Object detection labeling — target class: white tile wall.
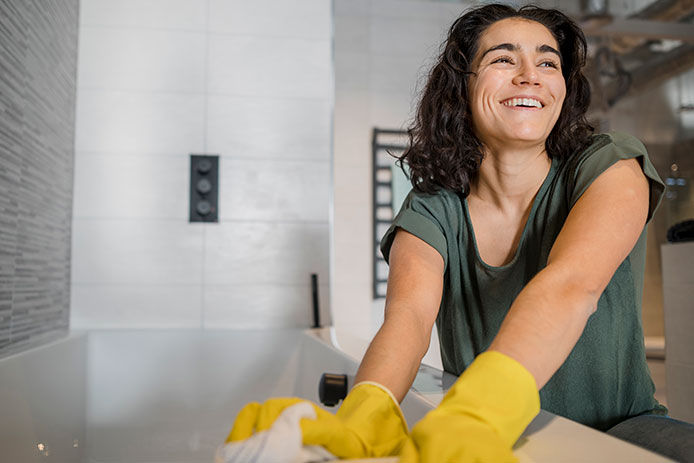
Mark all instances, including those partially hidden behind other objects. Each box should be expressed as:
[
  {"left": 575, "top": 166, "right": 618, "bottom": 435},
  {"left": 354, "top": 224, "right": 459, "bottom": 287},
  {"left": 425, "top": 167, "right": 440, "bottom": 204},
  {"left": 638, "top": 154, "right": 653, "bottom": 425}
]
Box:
[
  {"left": 370, "top": 0, "right": 461, "bottom": 21},
  {"left": 333, "top": 165, "right": 370, "bottom": 209},
  {"left": 204, "top": 222, "right": 329, "bottom": 285},
  {"left": 334, "top": 242, "right": 371, "bottom": 285},
  {"left": 220, "top": 158, "right": 330, "bottom": 222},
  {"left": 71, "top": 284, "right": 202, "bottom": 329},
  {"left": 327, "top": 282, "right": 372, "bottom": 328},
  {"left": 206, "top": 96, "right": 331, "bottom": 160},
  {"left": 334, "top": 0, "right": 369, "bottom": 17},
  {"left": 72, "top": 219, "right": 204, "bottom": 285},
  {"left": 333, "top": 92, "right": 370, "bottom": 167},
  {"left": 79, "top": 0, "right": 207, "bottom": 30},
  {"left": 333, "top": 51, "right": 370, "bottom": 91},
  {"left": 370, "top": 53, "right": 432, "bottom": 94},
  {"left": 203, "top": 283, "right": 330, "bottom": 328},
  {"left": 208, "top": 35, "right": 331, "bottom": 99},
  {"left": 72, "top": 153, "right": 189, "bottom": 219},
  {"left": 370, "top": 90, "right": 416, "bottom": 128},
  {"left": 334, "top": 17, "right": 369, "bottom": 52},
  {"left": 73, "top": 0, "right": 332, "bottom": 329},
  {"left": 208, "top": 0, "right": 331, "bottom": 39},
  {"left": 75, "top": 90, "right": 206, "bottom": 155},
  {"left": 369, "top": 17, "right": 445, "bottom": 57},
  {"left": 78, "top": 27, "right": 207, "bottom": 92}
]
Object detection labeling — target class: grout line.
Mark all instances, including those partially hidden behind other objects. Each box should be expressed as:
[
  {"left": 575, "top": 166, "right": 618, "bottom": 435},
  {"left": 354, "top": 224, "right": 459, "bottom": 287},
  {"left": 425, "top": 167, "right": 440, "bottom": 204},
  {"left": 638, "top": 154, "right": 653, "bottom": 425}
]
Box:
[
  {"left": 79, "top": 23, "right": 331, "bottom": 42},
  {"left": 71, "top": 216, "right": 329, "bottom": 225},
  {"left": 70, "top": 282, "right": 329, "bottom": 288},
  {"left": 200, "top": 0, "right": 211, "bottom": 330},
  {"left": 74, "top": 150, "right": 331, "bottom": 163},
  {"left": 76, "top": 86, "right": 330, "bottom": 101}
]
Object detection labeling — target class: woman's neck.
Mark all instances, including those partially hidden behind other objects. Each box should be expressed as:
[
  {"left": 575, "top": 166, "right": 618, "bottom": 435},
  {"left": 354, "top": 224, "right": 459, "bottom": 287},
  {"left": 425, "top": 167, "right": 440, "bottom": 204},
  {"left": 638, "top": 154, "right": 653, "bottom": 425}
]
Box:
[{"left": 469, "top": 144, "right": 552, "bottom": 215}]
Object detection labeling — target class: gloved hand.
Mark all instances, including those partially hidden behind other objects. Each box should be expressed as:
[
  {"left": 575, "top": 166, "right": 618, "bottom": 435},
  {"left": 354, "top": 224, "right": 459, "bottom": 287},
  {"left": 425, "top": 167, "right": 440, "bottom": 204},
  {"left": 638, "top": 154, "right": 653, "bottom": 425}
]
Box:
[
  {"left": 399, "top": 350, "right": 540, "bottom": 463},
  {"left": 227, "top": 381, "right": 409, "bottom": 459}
]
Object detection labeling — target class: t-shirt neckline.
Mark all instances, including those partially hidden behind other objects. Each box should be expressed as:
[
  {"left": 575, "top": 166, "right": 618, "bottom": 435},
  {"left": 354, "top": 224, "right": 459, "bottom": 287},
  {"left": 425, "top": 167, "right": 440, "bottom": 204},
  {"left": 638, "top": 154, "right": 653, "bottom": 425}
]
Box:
[{"left": 462, "top": 156, "right": 558, "bottom": 271}]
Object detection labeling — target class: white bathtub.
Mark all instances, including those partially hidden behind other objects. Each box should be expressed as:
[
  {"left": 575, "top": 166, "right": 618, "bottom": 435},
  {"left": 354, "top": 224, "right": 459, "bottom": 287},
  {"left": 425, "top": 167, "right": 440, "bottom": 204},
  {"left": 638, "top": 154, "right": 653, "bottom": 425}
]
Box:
[{"left": 0, "top": 328, "right": 673, "bottom": 462}]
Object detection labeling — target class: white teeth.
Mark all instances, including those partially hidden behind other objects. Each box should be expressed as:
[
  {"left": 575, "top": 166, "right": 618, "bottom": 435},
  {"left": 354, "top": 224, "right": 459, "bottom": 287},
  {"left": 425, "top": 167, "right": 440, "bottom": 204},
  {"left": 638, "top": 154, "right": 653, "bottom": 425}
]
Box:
[{"left": 502, "top": 98, "right": 542, "bottom": 108}]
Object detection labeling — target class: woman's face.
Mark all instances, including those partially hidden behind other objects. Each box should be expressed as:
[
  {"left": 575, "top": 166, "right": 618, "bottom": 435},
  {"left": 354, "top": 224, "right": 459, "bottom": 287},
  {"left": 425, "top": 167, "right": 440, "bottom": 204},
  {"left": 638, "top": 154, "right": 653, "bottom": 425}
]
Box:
[{"left": 468, "top": 18, "right": 566, "bottom": 150}]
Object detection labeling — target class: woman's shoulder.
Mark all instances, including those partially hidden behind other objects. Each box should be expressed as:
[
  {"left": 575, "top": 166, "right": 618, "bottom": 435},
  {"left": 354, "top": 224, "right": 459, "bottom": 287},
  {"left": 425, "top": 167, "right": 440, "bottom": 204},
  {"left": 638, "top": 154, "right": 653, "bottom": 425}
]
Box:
[
  {"left": 574, "top": 132, "right": 647, "bottom": 162},
  {"left": 400, "top": 186, "right": 464, "bottom": 216},
  {"left": 558, "top": 131, "right": 663, "bottom": 217},
  {"left": 557, "top": 131, "right": 648, "bottom": 177},
  {"left": 601, "top": 131, "right": 647, "bottom": 151}
]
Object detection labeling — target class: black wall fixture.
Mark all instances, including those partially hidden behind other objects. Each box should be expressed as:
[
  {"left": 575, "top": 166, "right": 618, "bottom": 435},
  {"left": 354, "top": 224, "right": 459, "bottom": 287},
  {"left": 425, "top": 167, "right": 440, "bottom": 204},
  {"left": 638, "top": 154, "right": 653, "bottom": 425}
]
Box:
[
  {"left": 190, "top": 154, "right": 219, "bottom": 223},
  {"left": 372, "top": 129, "right": 408, "bottom": 299}
]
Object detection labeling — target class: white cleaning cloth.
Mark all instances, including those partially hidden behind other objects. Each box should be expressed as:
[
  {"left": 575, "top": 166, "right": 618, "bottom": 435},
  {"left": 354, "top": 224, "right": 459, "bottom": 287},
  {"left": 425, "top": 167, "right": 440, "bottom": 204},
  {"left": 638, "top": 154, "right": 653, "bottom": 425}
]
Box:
[{"left": 214, "top": 401, "right": 336, "bottom": 463}]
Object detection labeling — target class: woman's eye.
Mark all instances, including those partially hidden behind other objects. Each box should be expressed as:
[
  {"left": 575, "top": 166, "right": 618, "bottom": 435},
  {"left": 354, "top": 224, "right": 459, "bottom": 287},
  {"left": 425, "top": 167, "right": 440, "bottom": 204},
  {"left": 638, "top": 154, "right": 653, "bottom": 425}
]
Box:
[
  {"left": 540, "top": 60, "right": 559, "bottom": 68},
  {"left": 491, "top": 56, "right": 513, "bottom": 64}
]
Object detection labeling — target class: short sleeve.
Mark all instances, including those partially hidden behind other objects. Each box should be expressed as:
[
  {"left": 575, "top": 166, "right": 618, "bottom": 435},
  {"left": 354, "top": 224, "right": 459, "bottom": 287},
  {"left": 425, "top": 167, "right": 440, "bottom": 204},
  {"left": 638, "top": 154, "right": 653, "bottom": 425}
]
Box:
[
  {"left": 379, "top": 190, "right": 449, "bottom": 269},
  {"left": 569, "top": 132, "right": 665, "bottom": 223}
]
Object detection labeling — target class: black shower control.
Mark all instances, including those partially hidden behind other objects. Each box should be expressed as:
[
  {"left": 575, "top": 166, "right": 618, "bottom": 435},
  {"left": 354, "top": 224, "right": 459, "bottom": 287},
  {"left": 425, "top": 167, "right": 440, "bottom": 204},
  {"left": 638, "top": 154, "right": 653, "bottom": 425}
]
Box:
[{"left": 190, "top": 155, "right": 219, "bottom": 223}]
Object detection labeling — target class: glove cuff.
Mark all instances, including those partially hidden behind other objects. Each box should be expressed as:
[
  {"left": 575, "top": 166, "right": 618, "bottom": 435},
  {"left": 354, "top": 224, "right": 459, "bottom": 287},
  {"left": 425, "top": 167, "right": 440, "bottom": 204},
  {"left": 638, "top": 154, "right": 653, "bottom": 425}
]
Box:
[
  {"left": 335, "top": 381, "right": 409, "bottom": 456},
  {"left": 442, "top": 350, "right": 540, "bottom": 447},
  {"left": 352, "top": 381, "right": 401, "bottom": 411}
]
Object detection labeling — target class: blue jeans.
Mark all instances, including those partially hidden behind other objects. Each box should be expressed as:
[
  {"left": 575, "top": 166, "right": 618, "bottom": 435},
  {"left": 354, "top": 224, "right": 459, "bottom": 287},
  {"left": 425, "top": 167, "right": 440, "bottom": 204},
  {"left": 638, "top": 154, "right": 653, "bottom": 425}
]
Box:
[{"left": 606, "top": 415, "right": 694, "bottom": 462}]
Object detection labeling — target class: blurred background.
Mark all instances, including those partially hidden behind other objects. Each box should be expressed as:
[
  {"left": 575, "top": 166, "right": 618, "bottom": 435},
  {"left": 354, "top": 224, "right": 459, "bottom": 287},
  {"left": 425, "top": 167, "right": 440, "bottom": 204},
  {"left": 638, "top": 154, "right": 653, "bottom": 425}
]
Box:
[{"left": 1, "top": 0, "right": 693, "bottom": 414}]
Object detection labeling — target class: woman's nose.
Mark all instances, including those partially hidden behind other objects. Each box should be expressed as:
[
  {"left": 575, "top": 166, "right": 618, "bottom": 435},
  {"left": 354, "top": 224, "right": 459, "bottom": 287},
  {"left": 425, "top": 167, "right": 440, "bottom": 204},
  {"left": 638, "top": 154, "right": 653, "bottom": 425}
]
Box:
[{"left": 512, "top": 61, "right": 540, "bottom": 86}]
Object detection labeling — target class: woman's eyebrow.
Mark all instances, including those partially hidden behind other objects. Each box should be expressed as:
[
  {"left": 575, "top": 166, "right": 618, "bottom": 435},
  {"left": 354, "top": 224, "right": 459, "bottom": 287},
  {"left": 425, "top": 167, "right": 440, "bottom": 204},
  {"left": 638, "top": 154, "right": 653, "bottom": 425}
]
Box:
[
  {"left": 538, "top": 44, "right": 561, "bottom": 59},
  {"left": 479, "top": 43, "right": 561, "bottom": 60},
  {"left": 479, "top": 43, "right": 516, "bottom": 61}
]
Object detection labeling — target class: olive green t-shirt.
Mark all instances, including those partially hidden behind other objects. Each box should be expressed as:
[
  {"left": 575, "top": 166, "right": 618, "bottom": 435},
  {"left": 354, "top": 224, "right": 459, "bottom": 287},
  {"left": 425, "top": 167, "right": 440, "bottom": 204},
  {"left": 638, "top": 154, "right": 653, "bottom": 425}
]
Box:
[{"left": 380, "top": 132, "right": 667, "bottom": 431}]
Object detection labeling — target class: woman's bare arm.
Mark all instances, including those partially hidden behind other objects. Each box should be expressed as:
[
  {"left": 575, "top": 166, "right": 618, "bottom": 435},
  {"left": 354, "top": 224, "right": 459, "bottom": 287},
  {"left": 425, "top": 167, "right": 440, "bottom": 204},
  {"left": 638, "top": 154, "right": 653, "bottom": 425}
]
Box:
[
  {"left": 489, "top": 158, "right": 650, "bottom": 389},
  {"left": 354, "top": 230, "right": 444, "bottom": 402}
]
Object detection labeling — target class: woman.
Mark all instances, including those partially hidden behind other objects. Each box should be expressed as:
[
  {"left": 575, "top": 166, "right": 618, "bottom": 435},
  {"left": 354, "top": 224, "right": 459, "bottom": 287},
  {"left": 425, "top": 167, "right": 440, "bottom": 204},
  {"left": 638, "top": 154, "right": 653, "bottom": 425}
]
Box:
[{"left": 227, "top": 4, "right": 693, "bottom": 462}]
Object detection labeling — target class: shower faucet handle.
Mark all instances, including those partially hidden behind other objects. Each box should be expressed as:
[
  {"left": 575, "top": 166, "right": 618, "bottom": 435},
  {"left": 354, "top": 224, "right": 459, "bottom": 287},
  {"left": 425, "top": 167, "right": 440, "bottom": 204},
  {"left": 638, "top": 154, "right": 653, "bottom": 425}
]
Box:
[{"left": 318, "top": 373, "right": 348, "bottom": 407}]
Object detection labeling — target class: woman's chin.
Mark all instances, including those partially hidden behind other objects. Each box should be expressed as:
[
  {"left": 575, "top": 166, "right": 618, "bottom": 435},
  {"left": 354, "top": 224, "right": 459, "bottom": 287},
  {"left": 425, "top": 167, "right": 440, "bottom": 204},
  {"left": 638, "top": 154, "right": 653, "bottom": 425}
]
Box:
[{"left": 499, "top": 132, "right": 549, "bottom": 147}]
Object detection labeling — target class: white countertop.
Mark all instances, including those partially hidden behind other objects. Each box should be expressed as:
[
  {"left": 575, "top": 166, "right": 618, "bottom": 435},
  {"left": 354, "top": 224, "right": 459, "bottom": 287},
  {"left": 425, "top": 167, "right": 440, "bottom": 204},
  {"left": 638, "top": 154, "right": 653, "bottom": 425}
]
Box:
[{"left": 316, "top": 327, "right": 674, "bottom": 463}]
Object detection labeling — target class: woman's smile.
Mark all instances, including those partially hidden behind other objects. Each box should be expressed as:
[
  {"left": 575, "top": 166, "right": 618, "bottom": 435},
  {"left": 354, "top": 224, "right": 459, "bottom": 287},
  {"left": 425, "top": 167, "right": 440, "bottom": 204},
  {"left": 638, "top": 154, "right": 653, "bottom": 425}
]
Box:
[{"left": 500, "top": 96, "right": 544, "bottom": 109}]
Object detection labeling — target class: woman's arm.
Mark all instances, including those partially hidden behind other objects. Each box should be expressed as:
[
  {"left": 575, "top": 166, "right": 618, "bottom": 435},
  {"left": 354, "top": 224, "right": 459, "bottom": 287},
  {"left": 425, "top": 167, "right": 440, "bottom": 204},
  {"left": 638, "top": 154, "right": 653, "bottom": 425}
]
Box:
[
  {"left": 354, "top": 229, "right": 444, "bottom": 402},
  {"left": 489, "top": 158, "right": 650, "bottom": 389}
]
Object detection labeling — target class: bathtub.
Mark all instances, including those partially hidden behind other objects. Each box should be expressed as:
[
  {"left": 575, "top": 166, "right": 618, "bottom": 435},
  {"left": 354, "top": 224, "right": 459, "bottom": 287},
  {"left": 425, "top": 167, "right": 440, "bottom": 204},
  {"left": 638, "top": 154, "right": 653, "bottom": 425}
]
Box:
[{"left": 0, "top": 328, "right": 672, "bottom": 462}]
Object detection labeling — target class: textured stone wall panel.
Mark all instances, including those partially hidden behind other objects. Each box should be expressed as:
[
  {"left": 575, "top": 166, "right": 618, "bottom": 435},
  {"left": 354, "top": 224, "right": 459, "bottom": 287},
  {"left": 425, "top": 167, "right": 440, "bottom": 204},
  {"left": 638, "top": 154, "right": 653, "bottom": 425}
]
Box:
[{"left": 0, "top": 0, "right": 78, "bottom": 357}]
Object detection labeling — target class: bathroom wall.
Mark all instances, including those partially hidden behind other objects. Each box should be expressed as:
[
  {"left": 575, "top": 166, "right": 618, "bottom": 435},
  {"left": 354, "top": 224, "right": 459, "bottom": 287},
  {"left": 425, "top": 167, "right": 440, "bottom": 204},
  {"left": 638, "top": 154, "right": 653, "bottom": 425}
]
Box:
[
  {"left": 332, "top": 0, "right": 470, "bottom": 337},
  {"left": 0, "top": 0, "right": 79, "bottom": 358},
  {"left": 71, "top": 0, "right": 332, "bottom": 329}
]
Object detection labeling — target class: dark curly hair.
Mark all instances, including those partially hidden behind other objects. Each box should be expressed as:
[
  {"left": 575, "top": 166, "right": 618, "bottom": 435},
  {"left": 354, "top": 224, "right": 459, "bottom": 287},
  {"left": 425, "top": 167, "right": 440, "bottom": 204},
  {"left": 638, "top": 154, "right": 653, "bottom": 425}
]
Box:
[{"left": 400, "top": 3, "right": 594, "bottom": 195}]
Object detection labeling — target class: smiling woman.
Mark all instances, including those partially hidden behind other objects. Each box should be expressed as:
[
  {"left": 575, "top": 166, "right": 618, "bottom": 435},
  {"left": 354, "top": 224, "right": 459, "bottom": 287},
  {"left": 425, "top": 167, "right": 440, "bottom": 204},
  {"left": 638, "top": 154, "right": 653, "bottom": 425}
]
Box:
[
  {"left": 400, "top": 4, "right": 593, "bottom": 198},
  {"left": 377, "top": 4, "right": 693, "bottom": 461},
  {"left": 226, "top": 4, "right": 694, "bottom": 462}
]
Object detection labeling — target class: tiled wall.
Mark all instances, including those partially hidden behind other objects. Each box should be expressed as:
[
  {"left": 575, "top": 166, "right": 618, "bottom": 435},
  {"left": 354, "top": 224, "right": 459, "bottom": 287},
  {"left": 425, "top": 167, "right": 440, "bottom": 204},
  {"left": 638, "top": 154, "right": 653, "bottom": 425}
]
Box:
[
  {"left": 0, "top": 0, "right": 79, "bottom": 358},
  {"left": 71, "top": 0, "right": 332, "bottom": 329},
  {"left": 332, "top": 0, "right": 468, "bottom": 335}
]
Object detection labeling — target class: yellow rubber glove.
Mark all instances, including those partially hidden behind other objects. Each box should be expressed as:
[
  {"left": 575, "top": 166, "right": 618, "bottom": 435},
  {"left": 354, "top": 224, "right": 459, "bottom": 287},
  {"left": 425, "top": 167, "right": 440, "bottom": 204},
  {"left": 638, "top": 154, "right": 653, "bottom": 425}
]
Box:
[
  {"left": 227, "top": 381, "right": 409, "bottom": 459},
  {"left": 400, "top": 350, "right": 540, "bottom": 463}
]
